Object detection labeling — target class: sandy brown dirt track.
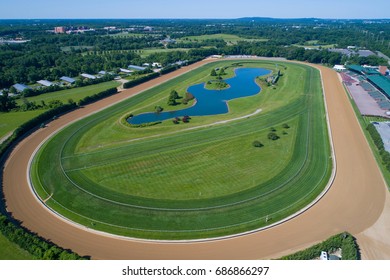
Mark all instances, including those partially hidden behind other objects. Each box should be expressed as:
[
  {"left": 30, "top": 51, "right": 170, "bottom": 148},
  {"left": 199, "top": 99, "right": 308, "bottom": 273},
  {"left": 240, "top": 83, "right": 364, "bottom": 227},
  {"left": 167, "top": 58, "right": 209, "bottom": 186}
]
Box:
[{"left": 2, "top": 59, "right": 390, "bottom": 259}]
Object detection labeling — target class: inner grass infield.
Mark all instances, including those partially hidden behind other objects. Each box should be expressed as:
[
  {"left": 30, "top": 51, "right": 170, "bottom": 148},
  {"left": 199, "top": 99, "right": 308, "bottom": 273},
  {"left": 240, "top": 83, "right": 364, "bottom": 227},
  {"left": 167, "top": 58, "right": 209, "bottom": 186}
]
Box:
[{"left": 30, "top": 60, "right": 332, "bottom": 240}]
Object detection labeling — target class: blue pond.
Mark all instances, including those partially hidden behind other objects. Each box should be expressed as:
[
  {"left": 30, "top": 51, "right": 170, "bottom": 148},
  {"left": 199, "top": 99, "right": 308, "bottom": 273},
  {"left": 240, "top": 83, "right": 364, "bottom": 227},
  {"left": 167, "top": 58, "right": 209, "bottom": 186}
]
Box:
[{"left": 128, "top": 67, "right": 271, "bottom": 125}]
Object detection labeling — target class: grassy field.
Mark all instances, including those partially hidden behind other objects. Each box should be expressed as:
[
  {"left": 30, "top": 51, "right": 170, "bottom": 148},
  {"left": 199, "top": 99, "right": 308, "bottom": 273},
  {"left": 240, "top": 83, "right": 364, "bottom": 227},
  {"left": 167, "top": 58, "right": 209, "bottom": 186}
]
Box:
[
  {"left": 293, "top": 40, "right": 336, "bottom": 49},
  {"left": 138, "top": 48, "right": 190, "bottom": 58},
  {"left": 0, "top": 233, "right": 32, "bottom": 260},
  {"left": 31, "top": 60, "right": 331, "bottom": 239},
  {"left": 178, "top": 34, "right": 268, "bottom": 45},
  {"left": 0, "top": 110, "right": 45, "bottom": 139},
  {"left": 0, "top": 81, "right": 120, "bottom": 140},
  {"left": 18, "top": 81, "right": 120, "bottom": 105}
]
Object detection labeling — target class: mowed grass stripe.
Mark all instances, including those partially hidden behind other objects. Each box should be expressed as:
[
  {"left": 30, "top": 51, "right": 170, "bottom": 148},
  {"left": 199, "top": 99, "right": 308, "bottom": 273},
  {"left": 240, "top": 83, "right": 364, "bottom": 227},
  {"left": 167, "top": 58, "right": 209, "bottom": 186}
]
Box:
[{"left": 31, "top": 61, "right": 331, "bottom": 239}]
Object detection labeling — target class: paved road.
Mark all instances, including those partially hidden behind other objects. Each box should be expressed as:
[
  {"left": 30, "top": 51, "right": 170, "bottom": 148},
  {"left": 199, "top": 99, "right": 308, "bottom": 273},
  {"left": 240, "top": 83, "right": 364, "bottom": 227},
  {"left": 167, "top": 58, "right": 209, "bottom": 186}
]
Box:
[{"left": 2, "top": 60, "right": 389, "bottom": 259}]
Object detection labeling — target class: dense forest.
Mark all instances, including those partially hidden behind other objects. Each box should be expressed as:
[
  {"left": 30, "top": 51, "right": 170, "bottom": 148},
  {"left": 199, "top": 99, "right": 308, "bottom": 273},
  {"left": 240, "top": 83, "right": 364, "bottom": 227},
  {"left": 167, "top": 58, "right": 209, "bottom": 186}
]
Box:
[{"left": 0, "top": 18, "right": 389, "bottom": 89}]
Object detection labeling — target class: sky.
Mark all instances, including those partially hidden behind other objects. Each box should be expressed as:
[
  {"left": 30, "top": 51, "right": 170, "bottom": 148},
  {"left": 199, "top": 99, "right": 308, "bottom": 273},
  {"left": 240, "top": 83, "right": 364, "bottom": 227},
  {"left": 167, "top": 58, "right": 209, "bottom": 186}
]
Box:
[{"left": 0, "top": 0, "right": 389, "bottom": 19}]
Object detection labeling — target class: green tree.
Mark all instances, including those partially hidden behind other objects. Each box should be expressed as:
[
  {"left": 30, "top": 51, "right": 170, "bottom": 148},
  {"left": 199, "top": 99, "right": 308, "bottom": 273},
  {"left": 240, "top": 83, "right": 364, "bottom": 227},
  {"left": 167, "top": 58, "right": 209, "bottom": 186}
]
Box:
[
  {"left": 155, "top": 105, "right": 163, "bottom": 113},
  {"left": 268, "top": 132, "right": 279, "bottom": 140},
  {"left": 210, "top": 69, "right": 217, "bottom": 76},
  {"left": 169, "top": 90, "right": 179, "bottom": 99},
  {"left": 167, "top": 96, "right": 177, "bottom": 106},
  {"left": 252, "top": 140, "right": 264, "bottom": 148},
  {"left": 0, "top": 91, "right": 17, "bottom": 112}
]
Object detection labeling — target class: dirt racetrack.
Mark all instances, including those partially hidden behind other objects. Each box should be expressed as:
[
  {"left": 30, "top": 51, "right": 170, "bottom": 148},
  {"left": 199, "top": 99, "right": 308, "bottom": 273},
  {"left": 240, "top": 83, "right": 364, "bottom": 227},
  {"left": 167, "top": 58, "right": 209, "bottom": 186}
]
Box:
[{"left": 2, "top": 59, "right": 390, "bottom": 259}]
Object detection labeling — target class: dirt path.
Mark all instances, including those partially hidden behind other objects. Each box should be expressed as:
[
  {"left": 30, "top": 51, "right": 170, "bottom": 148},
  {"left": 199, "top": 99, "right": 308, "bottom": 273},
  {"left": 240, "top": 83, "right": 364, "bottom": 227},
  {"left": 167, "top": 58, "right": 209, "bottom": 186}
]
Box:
[{"left": 2, "top": 60, "right": 389, "bottom": 259}]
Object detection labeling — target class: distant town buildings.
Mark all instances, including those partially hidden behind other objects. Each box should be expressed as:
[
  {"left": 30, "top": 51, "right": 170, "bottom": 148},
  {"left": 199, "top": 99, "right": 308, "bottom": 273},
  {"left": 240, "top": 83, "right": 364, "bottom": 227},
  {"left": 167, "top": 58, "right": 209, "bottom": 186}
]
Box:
[{"left": 54, "top": 26, "right": 66, "bottom": 34}]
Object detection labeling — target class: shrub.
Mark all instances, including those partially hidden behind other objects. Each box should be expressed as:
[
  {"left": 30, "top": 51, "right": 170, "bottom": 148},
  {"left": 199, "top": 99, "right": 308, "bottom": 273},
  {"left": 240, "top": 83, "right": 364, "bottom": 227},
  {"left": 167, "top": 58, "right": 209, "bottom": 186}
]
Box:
[
  {"left": 77, "top": 87, "right": 118, "bottom": 106},
  {"left": 252, "top": 141, "right": 264, "bottom": 148},
  {"left": 268, "top": 132, "right": 279, "bottom": 140},
  {"left": 123, "top": 72, "right": 160, "bottom": 89},
  {"left": 280, "top": 232, "right": 359, "bottom": 260},
  {"left": 0, "top": 213, "right": 87, "bottom": 260}
]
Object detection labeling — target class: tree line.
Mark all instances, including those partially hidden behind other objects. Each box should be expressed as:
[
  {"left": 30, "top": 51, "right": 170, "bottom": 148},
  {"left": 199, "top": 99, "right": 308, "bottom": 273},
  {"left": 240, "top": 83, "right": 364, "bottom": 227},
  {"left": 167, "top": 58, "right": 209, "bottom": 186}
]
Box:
[
  {"left": 0, "top": 215, "right": 87, "bottom": 260},
  {"left": 280, "top": 232, "right": 359, "bottom": 260},
  {"left": 367, "top": 123, "right": 390, "bottom": 173}
]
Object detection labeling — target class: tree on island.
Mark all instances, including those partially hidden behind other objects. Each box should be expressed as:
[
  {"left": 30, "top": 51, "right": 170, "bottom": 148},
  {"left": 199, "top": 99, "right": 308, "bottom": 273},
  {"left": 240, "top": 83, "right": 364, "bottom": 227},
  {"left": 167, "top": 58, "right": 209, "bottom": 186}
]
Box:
[{"left": 167, "top": 90, "right": 180, "bottom": 106}]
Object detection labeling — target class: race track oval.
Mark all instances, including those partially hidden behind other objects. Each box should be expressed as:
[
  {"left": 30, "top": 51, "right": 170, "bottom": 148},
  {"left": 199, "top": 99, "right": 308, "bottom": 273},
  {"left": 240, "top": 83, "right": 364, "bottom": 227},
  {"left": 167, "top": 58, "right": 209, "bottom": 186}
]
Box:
[{"left": 2, "top": 59, "right": 387, "bottom": 259}]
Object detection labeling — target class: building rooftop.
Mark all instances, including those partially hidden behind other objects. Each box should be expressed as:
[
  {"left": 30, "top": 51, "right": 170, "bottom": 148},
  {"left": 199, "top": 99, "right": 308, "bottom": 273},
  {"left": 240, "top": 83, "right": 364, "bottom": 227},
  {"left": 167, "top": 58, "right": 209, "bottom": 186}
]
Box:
[
  {"left": 358, "top": 50, "right": 376, "bottom": 57},
  {"left": 81, "top": 73, "right": 96, "bottom": 80},
  {"left": 60, "top": 76, "right": 76, "bottom": 83},
  {"left": 120, "top": 68, "right": 133, "bottom": 73},
  {"left": 37, "top": 80, "right": 53, "bottom": 87},
  {"left": 367, "top": 75, "right": 390, "bottom": 98},
  {"left": 128, "top": 65, "right": 146, "bottom": 71},
  {"left": 13, "top": 83, "right": 30, "bottom": 92}
]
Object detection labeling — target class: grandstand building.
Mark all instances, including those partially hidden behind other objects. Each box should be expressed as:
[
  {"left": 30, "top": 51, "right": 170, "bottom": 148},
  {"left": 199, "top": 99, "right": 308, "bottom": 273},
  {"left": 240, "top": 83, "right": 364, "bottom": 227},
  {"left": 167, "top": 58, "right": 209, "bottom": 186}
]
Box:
[{"left": 347, "top": 65, "right": 390, "bottom": 100}]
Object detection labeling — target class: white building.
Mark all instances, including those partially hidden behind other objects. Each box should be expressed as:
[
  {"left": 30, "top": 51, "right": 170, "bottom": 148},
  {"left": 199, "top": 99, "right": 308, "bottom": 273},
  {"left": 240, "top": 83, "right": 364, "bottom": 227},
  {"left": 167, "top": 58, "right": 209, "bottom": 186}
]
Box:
[
  {"left": 333, "top": 65, "right": 346, "bottom": 72},
  {"left": 81, "top": 73, "right": 96, "bottom": 80},
  {"left": 320, "top": 251, "right": 328, "bottom": 260}
]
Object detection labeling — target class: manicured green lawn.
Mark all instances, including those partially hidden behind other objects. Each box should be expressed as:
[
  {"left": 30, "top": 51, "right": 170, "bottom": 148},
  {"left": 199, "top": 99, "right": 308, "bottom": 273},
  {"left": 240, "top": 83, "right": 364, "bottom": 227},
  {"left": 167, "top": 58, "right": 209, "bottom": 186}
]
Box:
[
  {"left": 178, "top": 34, "right": 268, "bottom": 45},
  {"left": 138, "top": 48, "right": 190, "bottom": 58},
  {"left": 31, "top": 60, "right": 331, "bottom": 240},
  {"left": 0, "top": 82, "right": 120, "bottom": 140},
  {"left": 17, "top": 81, "right": 120, "bottom": 105},
  {"left": 0, "top": 233, "right": 33, "bottom": 260},
  {"left": 0, "top": 110, "right": 45, "bottom": 139}
]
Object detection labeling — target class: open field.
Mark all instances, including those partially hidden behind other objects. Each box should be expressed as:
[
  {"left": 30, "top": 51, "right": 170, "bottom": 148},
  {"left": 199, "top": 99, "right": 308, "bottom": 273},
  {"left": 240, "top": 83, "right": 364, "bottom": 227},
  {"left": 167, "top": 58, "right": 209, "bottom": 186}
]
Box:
[
  {"left": 0, "top": 81, "right": 120, "bottom": 140},
  {"left": 138, "top": 48, "right": 190, "bottom": 58},
  {"left": 0, "top": 110, "right": 45, "bottom": 139},
  {"left": 17, "top": 81, "right": 120, "bottom": 105},
  {"left": 292, "top": 40, "right": 336, "bottom": 49},
  {"left": 2, "top": 58, "right": 389, "bottom": 259},
  {"left": 30, "top": 60, "right": 331, "bottom": 240},
  {"left": 0, "top": 233, "right": 32, "bottom": 260},
  {"left": 178, "top": 34, "right": 268, "bottom": 45}
]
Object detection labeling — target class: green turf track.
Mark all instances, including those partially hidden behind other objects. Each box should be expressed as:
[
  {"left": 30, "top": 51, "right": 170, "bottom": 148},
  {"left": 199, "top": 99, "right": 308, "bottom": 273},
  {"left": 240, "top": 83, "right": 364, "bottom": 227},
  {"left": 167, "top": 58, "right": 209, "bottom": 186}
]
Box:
[{"left": 31, "top": 60, "right": 331, "bottom": 240}]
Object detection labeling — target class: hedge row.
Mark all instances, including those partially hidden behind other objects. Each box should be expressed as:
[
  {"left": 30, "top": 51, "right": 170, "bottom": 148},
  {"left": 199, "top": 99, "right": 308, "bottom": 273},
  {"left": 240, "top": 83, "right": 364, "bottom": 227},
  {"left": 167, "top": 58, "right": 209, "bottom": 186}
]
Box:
[
  {"left": 77, "top": 87, "right": 118, "bottom": 106},
  {"left": 0, "top": 102, "right": 78, "bottom": 158},
  {"left": 279, "top": 232, "right": 359, "bottom": 260},
  {"left": 0, "top": 215, "right": 87, "bottom": 260},
  {"left": 159, "top": 65, "right": 180, "bottom": 75},
  {"left": 123, "top": 72, "right": 160, "bottom": 89},
  {"left": 366, "top": 123, "right": 390, "bottom": 172}
]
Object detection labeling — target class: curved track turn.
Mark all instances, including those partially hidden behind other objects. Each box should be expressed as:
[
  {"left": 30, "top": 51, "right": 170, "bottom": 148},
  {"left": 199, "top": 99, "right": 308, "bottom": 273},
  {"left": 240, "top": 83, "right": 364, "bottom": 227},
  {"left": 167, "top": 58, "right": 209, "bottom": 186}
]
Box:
[{"left": 2, "top": 59, "right": 389, "bottom": 259}]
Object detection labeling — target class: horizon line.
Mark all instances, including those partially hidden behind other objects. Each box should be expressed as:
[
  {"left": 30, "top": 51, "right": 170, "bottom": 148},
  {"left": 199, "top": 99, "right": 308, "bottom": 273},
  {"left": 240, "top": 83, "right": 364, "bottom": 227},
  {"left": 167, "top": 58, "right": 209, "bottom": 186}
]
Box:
[{"left": 0, "top": 17, "right": 389, "bottom": 21}]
